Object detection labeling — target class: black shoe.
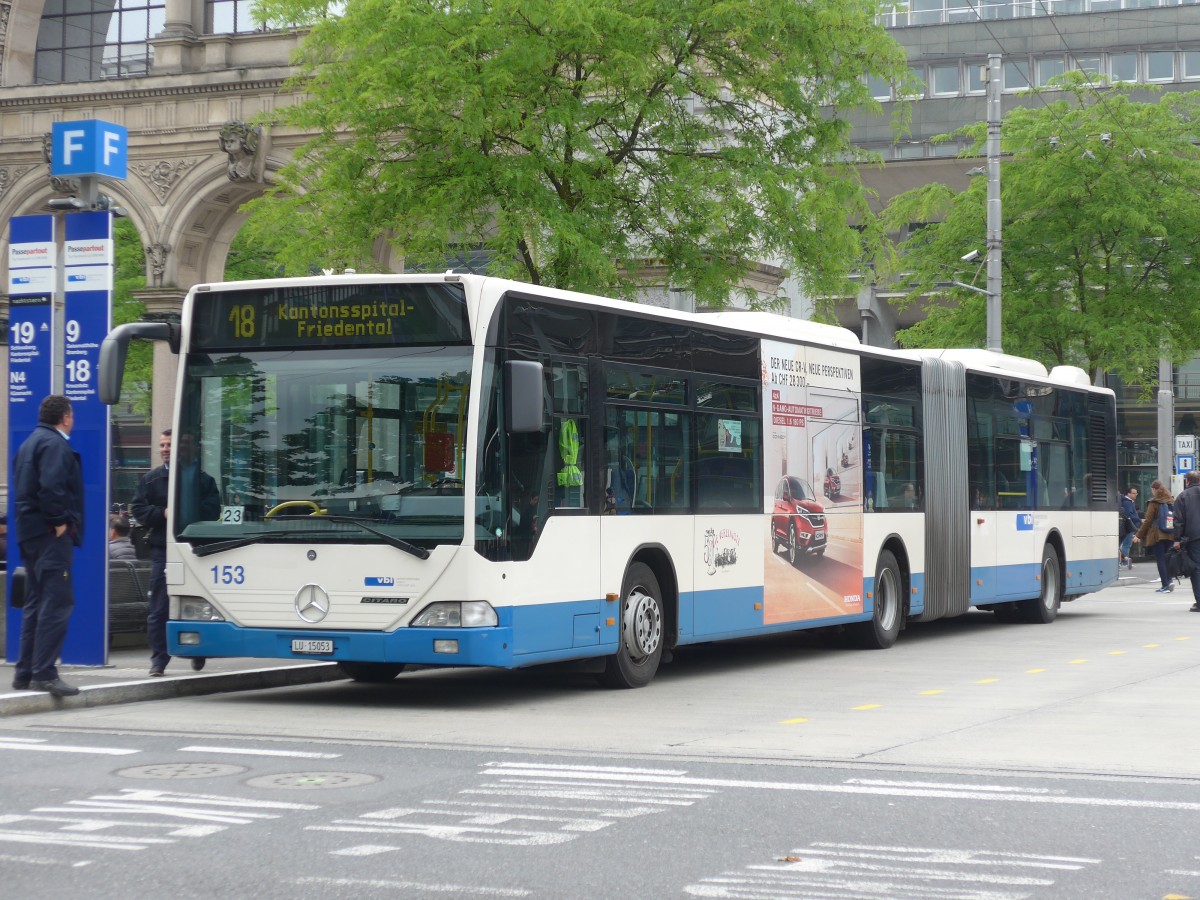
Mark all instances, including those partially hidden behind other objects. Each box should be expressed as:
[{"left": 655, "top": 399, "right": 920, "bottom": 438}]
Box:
[
  {"left": 11, "top": 679, "right": 29, "bottom": 691},
  {"left": 1190, "top": 604, "right": 1200, "bottom": 612},
  {"left": 30, "top": 678, "right": 80, "bottom": 697},
  {"left": 149, "top": 667, "right": 165, "bottom": 677},
  {"left": 190, "top": 658, "right": 206, "bottom": 672}
]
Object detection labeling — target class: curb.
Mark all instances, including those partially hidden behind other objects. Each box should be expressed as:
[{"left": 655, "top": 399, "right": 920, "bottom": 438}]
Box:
[{"left": 0, "top": 663, "right": 344, "bottom": 718}]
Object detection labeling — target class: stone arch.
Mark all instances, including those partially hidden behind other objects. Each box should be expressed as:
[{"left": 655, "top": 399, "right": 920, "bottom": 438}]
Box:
[
  {"left": 157, "top": 156, "right": 279, "bottom": 288},
  {"left": 0, "top": 167, "right": 160, "bottom": 288}
]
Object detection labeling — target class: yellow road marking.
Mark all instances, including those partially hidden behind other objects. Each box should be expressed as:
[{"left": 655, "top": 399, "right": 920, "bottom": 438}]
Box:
[
  {"left": 852, "top": 704, "right": 881, "bottom": 711},
  {"left": 1069, "top": 659, "right": 1088, "bottom": 664},
  {"left": 1144, "top": 643, "right": 1161, "bottom": 649},
  {"left": 919, "top": 690, "right": 944, "bottom": 695},
  {"left": 1109, "top": 650, "right": 1127, "bottom": 655},
  {"left": 1176, "top": 637, "right": 1191, "bottom": 641},
  {"left": 780, "top": 717, "right": 809, "bottom": 725},
  {"left": 976, "top": 678, "right": 999, "bottom": 684},
  {"left": 1025, "top": 668, "right": 1046, "bottom": 674}
]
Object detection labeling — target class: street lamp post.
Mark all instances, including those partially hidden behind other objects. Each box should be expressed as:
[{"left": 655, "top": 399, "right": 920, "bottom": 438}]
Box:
[{"left": 985, "top": 53, "right": 1003, "bottom": 353}]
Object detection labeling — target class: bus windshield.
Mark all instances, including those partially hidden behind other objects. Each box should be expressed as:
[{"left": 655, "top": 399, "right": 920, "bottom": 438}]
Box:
[{"left": 175, "top": 346, "right": 472, "bottom": 550}]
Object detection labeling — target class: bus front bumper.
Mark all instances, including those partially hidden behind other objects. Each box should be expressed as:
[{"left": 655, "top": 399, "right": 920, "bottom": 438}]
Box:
[{"left": 167, "top": 621, "right": 515, "bottom": 668}]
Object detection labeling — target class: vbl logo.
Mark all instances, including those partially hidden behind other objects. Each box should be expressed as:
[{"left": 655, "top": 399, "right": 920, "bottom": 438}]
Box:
[{"left": 1017, "top": 514, "right": 1034, "bottom": 531}]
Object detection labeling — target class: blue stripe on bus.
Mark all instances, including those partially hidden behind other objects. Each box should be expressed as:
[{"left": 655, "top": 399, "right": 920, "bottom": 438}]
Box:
[{"left": 168, "top": 557, "right": 1111, "bottom": 668}]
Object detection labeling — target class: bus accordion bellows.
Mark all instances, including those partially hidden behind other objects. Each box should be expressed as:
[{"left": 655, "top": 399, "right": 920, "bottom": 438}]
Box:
[{"left": 98, "top": 273, "right": 1118, "bottom": 688}]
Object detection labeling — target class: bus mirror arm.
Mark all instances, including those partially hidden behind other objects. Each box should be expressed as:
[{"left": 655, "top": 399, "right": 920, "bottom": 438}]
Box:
[{"left": 98, "top": 322, "right": 180, "bottom": 405}]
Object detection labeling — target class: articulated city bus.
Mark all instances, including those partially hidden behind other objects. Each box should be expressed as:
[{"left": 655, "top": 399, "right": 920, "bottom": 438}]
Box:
[{"left": 99, "top": 274, "right": 1118, "bottom": 688}]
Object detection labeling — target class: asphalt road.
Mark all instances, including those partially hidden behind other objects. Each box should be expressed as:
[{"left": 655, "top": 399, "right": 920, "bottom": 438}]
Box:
[{"left": 2, "top": 575, "right": 1199, "bottom": 898}]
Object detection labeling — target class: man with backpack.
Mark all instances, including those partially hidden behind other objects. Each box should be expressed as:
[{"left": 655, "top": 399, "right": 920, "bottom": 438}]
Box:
[{"left": 1172, "top": 470, "right": 1200, "bottom": 611}]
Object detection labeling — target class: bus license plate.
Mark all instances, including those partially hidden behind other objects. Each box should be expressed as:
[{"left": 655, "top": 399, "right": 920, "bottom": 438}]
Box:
[{"left": 292, "top": 639, "right": 333, "bottom": 654}]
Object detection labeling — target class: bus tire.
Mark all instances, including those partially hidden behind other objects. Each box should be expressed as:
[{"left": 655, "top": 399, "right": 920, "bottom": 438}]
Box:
[
  {"left": 1021, "top": 544, "right": 1061, "bottom": 624},
  {"left": 849, "top": 550, "right": 902, "bottom": 650},
  {"left": 600, "top": 562, "right": 665, "bottom": 689},
  {"left": 338, "top": 662, "right": 405, "bottom": 683}
]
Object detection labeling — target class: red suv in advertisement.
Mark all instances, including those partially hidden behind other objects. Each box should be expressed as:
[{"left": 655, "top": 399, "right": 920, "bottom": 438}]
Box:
[
  {"left": 771, "top": 476, "right": 827, "bottom": 566},
  {"left": 823, "top": 467, "right": 841, "bottom": 499}
]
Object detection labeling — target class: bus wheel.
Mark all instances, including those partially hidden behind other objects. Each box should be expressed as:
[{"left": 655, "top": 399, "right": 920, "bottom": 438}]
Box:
[
  {"left": 788, "top": 523, "right": 800, "bottom": 567},
  {"left": 1021, "top": 544, "right": 1061, "bottom": 624},
  {"left": 600, "top": 563, "right": 665, "bottom": 689},
  {"left": 849, "top": 550, "right": 902, "bottom": 650},
  {"left": 338, "top": 662, "right": 405, "bottom": 683}
]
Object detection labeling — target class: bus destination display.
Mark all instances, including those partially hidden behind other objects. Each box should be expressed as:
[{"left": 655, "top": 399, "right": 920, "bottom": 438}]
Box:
[{"left": 191, "top": 282, "right": 469, "bottom": 350}]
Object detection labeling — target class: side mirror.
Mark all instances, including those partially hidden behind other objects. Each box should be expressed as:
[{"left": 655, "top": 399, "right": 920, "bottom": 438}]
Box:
[
  {"left": 98, "top": 322, "right": 179, "bottom": 404},
  {"left": 504, "top": 360, "right": 544, "bottom": 433}
]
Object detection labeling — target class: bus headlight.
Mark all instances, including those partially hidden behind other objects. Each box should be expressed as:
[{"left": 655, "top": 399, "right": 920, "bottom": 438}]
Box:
[
  {"left": 178, "top": 597, "right": 225, "bottom": 622},
  {"left": 411, "top": 601, "right": 498, "bottom": 628}
]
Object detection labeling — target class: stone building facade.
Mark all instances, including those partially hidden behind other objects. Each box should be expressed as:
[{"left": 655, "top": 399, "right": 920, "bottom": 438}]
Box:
[{"left": 0, "top": 0, "right": 326, "bottom": 473}]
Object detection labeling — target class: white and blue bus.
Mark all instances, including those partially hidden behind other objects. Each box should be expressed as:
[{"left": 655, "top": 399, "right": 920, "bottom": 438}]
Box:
[{"left": 99, "top": 274, "right": 1118, "bottom": 687}]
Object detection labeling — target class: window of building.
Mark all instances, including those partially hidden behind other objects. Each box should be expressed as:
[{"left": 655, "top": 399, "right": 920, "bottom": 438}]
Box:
[
  {"left": 931, "top": 63, "right": 961, "bottom": 95},
  {"left": 1004, "top": 59, "right": 1030, "bottom": 92},
  {"left": 207, "top": 0, "right": 259, "bottom": 34},
  {"left": 911, "top": 0, "right": 945, "bottom": 25},
  {"left": 1109, "top": 52, "right": 1138, "bottom": 83},
  {"left": 896, "top": 143, "right": 926, "bottom": 159},
  {"left": 1185, "top": 51, "right": 1200, "bottom": 79},
  {"left": 36, "top": 0, "right": 166, "bottom": 83},
  {"left": 979, "top": 0, "right": 1014, "bottom": 19},
  {"left": 867, "top": 74, "right": 892, "bottom": 101},
  {"left": 1036, "top": 56, "right": 1066, "bottom": 87},
  {"left": 967, "top": 60, "right": 987, "bottom": 94},
  {"left": 899, "top": 66, "right": 925, "bottom": 100},
  {"left": 1073, "top": 55, "right": 1102, "bottom": 78},
  {"left": 1147, "top": 51, "right": 1176, "bottom": 82}
]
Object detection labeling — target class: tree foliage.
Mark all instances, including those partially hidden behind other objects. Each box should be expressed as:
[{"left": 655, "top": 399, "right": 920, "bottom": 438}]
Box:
[
  {"left": 113, "top": 218, "right": 152, "bottom": 414},
  {"left": 245, "top": 0, "right": 907, "bottom": 307},
  {"left": 881, "top": 75, "right": 1200, "bottom": 384}
]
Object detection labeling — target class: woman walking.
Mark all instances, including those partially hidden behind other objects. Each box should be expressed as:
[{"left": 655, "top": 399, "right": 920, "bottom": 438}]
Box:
[{"left": 1135, "top": 479, "right": 1176, "bottom": 593}]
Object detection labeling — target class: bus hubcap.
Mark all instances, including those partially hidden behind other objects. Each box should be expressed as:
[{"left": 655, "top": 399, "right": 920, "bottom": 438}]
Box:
[{"left": 624, "top": 589, "right": 662, "bottom": 660}]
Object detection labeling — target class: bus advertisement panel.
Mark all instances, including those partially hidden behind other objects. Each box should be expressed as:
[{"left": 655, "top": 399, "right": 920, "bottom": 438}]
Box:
[{"left": 763, "top": 340, "right": 863, "bottom": 624}]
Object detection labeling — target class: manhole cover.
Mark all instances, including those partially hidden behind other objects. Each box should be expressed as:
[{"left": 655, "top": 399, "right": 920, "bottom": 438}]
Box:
[
  {"left": 244, "top": 771, "right": 379, "bottom": 790},
  {"left": 117, "top": 762, "right": 247, "bottom": 779}
]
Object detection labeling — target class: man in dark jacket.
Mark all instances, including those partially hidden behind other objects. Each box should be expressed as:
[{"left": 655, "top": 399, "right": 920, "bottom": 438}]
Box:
[
  {"left": 1172, "top": 470, "right": 1200, "bottom": 611},
  {"left": 132, "top": 429, "right": 180, "bottom": 676},
  {"left": 11, "top": 395, "right": 83, "bottom": 697},
  {"left": 132, "top": 429, "right": 219, "bottom": 676}
]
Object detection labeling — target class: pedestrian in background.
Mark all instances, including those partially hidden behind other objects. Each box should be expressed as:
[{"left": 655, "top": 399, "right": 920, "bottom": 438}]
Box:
[
  {"left": 1119, "top": 486, "right": 1141, "bottom": 569},
  {"left": 1135, "top": 479, "right": 1176, "bottom": 594},
  {"left": 10, "top": 395, "right": 83, "bottom": 697},
  {"left": 1173, "top": 470, "right": 1200, "bottom": 611},
  {"left": 107, "top": 515, "right": 137, "bottom": 561},
  {"left": 133, "top": 429, "right": 189, "bottom": 676}
]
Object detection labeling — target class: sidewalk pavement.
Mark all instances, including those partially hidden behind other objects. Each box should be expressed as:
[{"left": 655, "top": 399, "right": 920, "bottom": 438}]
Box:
[
  {"left": 0, "top": 643, "right": 344, "bottom": 718},
  {"left": 0, "top": 559, "right": 1181, "bottom": 719}
]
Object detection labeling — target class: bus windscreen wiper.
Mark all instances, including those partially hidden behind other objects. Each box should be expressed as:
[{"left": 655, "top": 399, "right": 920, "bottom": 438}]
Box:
[
  {"left": 271, "top": 514, "right": 431, "bottom": 560},
  {"left": 190, "top": 530, "right": 333, "bottom": 557}
]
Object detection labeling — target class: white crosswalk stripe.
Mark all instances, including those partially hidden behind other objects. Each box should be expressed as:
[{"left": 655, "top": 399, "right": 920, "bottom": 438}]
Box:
[
  {"left": 316, "top": 760, "right": 713, "bottom": 851},
  {"left": 684, "top": 842, "right": 1102, "bottom": 899}
]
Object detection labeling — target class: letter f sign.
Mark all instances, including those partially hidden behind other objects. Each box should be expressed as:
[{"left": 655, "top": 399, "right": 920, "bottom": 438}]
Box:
[
  {"left": 103, "top": 130, "right": 121, "bottom": 166},
  {"left": 63, "top": 130, "right": 85, "bottom": 166}
]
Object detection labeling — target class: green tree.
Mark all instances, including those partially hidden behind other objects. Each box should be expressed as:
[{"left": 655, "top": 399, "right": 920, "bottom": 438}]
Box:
[
  {"left": 113, "top": 218, "right": 152, "bottom": 414},
  {"left": 881, "top": 75, "right": 1200, "bottom": 384},
  {"left": 245, "top": 0, "right": 908, "bottom": 307}
]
